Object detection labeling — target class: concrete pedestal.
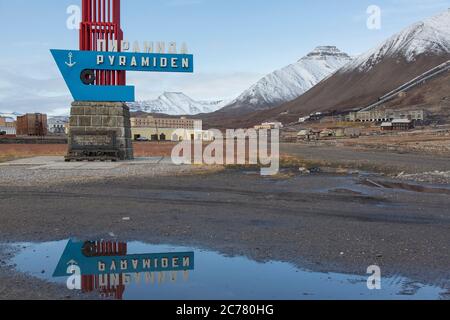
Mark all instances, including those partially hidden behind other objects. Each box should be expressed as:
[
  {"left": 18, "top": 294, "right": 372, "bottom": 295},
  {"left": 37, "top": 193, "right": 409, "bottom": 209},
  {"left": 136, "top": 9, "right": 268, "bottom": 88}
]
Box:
[{"left": 67, "top": 101, "right": 134, "bottom": 161}]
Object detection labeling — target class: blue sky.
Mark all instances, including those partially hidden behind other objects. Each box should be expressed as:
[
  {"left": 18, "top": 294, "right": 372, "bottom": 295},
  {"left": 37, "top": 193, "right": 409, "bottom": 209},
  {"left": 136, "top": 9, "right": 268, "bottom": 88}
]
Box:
[{"left": 0, "top": 0, "right": 449, "bottom": 114}]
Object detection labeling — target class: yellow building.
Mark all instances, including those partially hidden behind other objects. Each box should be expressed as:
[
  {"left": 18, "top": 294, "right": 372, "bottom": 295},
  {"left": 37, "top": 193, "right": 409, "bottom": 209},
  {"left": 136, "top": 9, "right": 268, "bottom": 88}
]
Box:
[
  {"left": 131, "top": 116, "right": 199, "bottom": 130},
  {"left": 254, "top": 122, "right": 283, "bottom": 130},
  {"left": 131, "top": 116, "right": 213, "bottom": 141},
  {"left": 348, "top": 110, "right": 425, "bottom": 122},
  {"left": 0, "top": 117, "right": 17, "bottom": 135}
]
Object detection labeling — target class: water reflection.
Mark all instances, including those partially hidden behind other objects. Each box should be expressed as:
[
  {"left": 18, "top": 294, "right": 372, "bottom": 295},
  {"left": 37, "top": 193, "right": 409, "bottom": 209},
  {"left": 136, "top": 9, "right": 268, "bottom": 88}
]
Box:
[
  {"left": 52, "top": 240, "right": 194, "bottom": 299},
  {"left": 8, "top": 239, "right": 447, "bottom": 300}
]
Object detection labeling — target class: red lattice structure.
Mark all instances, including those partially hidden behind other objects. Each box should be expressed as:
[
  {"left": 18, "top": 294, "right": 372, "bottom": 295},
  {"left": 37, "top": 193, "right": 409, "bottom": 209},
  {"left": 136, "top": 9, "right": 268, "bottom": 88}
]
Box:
[
  {"left": 81, "top": 241, "right": 128, "bottom": 300},
  {"left": 80, "top": 0, "right": 126, "bottom": 86}
]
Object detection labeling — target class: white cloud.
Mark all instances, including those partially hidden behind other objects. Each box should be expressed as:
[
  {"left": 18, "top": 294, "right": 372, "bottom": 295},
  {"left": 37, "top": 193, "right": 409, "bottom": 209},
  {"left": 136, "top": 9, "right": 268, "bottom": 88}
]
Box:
[
  {"left": 0, "top": 66, "right": 71, "bottom": 116},
  {"left": 352, "top": 0, "right": 449, "bottom": 22},
  {"left": 129, "top": 71, "right": 263, "bottom": 101},
  {"left": 0, "top": 64, "right": 262, "bottom": 115}
]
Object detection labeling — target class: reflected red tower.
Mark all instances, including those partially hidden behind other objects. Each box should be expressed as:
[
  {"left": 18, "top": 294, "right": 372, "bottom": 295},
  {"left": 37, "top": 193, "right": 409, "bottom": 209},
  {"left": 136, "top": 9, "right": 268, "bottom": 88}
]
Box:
[
  {"left": 81, "top": 241, "right": 128, "bottom": 300},
  {"left": 80, "top": 0, "right": 126, "bottom": 86}
]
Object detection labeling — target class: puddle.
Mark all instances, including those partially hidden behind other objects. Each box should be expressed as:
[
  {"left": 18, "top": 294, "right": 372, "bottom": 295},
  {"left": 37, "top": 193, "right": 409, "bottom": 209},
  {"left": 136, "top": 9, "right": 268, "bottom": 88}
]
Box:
[
  {"left": 6, "top": 239, "right": 446, "bottom": 300},
  {"left": 241, "top": 169, "right": 385, "bottom": 198},
  {"left": 302, "top": 175, "right": 381, "bottom": 197},
  {"left": 360, "top": 179, "right": 450, "bottom": 195}
]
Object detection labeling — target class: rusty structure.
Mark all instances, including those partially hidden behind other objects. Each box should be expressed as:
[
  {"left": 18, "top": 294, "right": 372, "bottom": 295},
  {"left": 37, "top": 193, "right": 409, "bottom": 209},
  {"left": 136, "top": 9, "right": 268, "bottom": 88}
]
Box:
[{"left": 16, "top": 114, "right": 48, "bottom": 136}]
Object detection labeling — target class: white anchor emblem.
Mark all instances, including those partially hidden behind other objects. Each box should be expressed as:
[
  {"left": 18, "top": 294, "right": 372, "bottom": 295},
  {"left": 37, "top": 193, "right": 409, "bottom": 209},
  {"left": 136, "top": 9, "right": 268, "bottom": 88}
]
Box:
[
  {"left": 65, "top": 52, "right": 77, "bottom": 68},
  {"left": 67, "top": 259, "right": 78, "bottom": 266}
]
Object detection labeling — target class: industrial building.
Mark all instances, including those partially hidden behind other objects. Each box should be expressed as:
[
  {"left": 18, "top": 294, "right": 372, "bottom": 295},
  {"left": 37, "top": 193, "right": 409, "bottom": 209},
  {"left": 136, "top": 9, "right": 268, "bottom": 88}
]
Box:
[
  {"left": 381, "top": 119, "right": 414, "bottom": 131},
  {"left": 297, "top": 127, "right": 361, "bottom": 141},
  {"left": 16, "top": 113, "right": 48, "bottom": 136},
  {"left": 348, "top": 109, "right": 425, "bottom": 123},
  {"left": 131, "top": 116, "right": 199, "bottom": 130},
  {"left": 131, "top": 116, "right": 214, "bottom": 141}
]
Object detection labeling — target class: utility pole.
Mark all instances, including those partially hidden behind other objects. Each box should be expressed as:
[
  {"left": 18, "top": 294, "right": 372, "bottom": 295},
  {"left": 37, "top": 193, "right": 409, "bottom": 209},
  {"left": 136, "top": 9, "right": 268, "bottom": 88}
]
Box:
[{"left": 155, "top": 118, "right": 160, "bottom": 142}]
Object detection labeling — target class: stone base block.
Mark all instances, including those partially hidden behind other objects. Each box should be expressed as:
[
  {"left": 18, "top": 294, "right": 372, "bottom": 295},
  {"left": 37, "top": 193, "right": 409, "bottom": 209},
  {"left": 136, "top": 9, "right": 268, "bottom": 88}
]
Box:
[{"left": 67, "top": 101, "right": 134, "bottom": 161}]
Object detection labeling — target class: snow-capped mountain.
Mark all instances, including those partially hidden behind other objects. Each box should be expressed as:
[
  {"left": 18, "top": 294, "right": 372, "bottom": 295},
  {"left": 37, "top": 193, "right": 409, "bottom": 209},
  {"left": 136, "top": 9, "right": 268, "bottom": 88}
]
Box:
[
  {"left": 128, "top": 92, "right": 226, "bottom": 115},
  {"left": 0, "top": 112, "right": 22, "bottom": 120},
  {"left": 344, "top": 9, "right": 450, "bottom": 72},
  {"left": 220, "top": 46, "right": 353, "bottom": 114},
  {"left": 47, "top": 116, "right": 69, "bottom": 123},
  {"left": 240, "top": 9, "right": 450, "bottom": 126}
]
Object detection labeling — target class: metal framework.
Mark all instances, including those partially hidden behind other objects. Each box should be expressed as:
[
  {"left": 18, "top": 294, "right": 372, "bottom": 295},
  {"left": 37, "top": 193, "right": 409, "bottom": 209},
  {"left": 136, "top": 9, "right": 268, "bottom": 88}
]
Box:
[
  {"left": 81, "top": 241, "right": 128, "bottom": 300},
  {"left": 80, "top": 0, "right": 125, "bottom": 86}
]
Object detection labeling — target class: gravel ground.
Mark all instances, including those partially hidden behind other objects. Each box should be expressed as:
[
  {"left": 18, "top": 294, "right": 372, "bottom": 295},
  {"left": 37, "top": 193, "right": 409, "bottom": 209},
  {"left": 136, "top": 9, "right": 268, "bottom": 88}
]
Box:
[
  {"left": 0, "top": 158, "right": 216, "bottom": 300},
  {"left": 395, "top": 171, "right": 450, "bottom": 184},
  {"left": 0, "top": 157, "right": 208, "bottom": 188},
  {"left": 280, "top": 143, "right": 450, "bottom": 183},
  {"left": 0, "top": 164, "right": 450, "bottom": 299},
  {"left": 0, "top": 154, "right": 450, "bottom": 300}
]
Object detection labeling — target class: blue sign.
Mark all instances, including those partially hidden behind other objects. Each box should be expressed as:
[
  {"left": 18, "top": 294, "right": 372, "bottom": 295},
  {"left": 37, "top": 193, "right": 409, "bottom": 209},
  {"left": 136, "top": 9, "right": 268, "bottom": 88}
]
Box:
[
  {"left": 51, "top": 49, "right": 194, "bottom": 102},
  {"left": 53, "top": 239, "right": 195, "bottom": 277}
]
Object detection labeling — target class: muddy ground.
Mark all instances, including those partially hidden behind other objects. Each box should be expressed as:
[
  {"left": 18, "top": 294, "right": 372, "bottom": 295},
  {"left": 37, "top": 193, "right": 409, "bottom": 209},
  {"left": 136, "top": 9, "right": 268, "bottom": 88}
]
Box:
[
  {"left": 280, "top": 143, "right": 450, "bottom": 175},
  {"left": 0, "top": 144, "right": 450, "bottom": 299}
]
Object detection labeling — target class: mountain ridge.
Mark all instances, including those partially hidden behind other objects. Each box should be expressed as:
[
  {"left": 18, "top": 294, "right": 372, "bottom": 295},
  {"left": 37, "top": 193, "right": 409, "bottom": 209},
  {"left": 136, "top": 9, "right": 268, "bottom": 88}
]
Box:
[
  {"left": 212, "top": 9, "right": 450, "bottom": 128},
  {"left": 217, "top": 46, "right": 353, "bottom": 115},
  {"left": 343, "top": 10, "right": 450, "bottom": 72},
  {"left": 128, "top": 92, "right": 226, "bottom": 116}
]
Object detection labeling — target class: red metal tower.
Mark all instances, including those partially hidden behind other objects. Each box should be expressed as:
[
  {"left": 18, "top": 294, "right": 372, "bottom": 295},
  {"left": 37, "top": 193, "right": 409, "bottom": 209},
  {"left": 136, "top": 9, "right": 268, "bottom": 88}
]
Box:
[
  {"left": 81, "top": 241, "right": 128, "bottom": 300},
  {"left": 80, "top": 0, "right": 126, "bottom": 86}
]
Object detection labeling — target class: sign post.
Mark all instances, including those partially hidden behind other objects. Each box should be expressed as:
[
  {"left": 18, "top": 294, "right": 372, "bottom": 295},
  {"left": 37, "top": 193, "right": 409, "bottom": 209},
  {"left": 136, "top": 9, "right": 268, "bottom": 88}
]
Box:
[{"left": 52, "top": 0, "right": 194, "bottom": 161}]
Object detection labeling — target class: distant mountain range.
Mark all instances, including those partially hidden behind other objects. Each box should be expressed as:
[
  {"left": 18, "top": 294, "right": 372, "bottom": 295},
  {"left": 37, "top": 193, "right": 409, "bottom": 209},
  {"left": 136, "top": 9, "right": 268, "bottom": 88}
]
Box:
[
  {"left": 0, "top": 112, "right": 70, "bottom": 123},
  {"left": 5, "top": 10, "right": 450, "bottom": 126},
  {"left": 128, "top": 92, "right": 227, "bottom": 116},
  {"left": 47, "top": 116, "right": 69, "bottom": 125},
  {"left": 203, "top": 9, "right": 450, "bottom": 128},
  {"left": 0, "top": 112, "right": 22, "bottom": 120},
  {"left": 267, "top": 9, "right": 450, "bottom": 121},
  {"left": 2, "top": 93, "right": 226, "bottom": 118}
]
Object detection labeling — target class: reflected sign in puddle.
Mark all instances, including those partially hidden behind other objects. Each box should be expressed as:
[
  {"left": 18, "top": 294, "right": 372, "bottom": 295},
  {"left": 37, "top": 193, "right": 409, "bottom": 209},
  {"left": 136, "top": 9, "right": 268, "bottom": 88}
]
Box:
[{"left": 7, "top": 239, "right": 446, "bottom": 300}]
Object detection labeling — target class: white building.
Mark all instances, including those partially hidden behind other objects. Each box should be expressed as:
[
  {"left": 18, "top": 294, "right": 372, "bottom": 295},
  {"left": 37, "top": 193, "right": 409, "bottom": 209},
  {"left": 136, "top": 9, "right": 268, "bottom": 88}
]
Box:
[
  {"left": 131, "top": 116, "right": 214, "bottom": 142},
  {"left": 171, "top": 129, "right": 215, "bottom": 142},
  {"left": 254, "top": 122, "right": 284, "bottom": 130},
  {"left": 0, "top": 126, "right": 16, "bottom": 135},
  {"left": 299, "top": 116, "right": 310, "bottom": 123},
  {"left": 48, "top": 117, "right": 69, "bottom": 134}
]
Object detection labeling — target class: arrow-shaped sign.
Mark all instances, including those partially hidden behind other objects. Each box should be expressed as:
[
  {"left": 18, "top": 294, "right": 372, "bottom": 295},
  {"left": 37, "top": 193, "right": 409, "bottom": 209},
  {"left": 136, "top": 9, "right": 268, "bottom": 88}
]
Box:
[
  {"left": 53, "top": 239, "right": 195, "bottom": 278},
  {"left": 51, "top": 49, "right": 194, "bottom": 102}
]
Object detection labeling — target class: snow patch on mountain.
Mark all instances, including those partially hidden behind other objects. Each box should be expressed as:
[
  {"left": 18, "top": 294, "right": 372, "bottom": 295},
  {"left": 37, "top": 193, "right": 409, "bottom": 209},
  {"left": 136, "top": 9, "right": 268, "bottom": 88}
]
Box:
[
  {"left": 0, "top": 112, "right": 22, "bottom": 120},
  {"left": 48, "top": 116, "right": 69, "bottom": 123},
  {"left": 128, "top": 92, "right": 226, "bottom": 115},
  {"left": 343, "top": 10, "right": 450, "bottom": 72},
  {"left": 222, "top": 46, "right": 353, "bottom": 112}
]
